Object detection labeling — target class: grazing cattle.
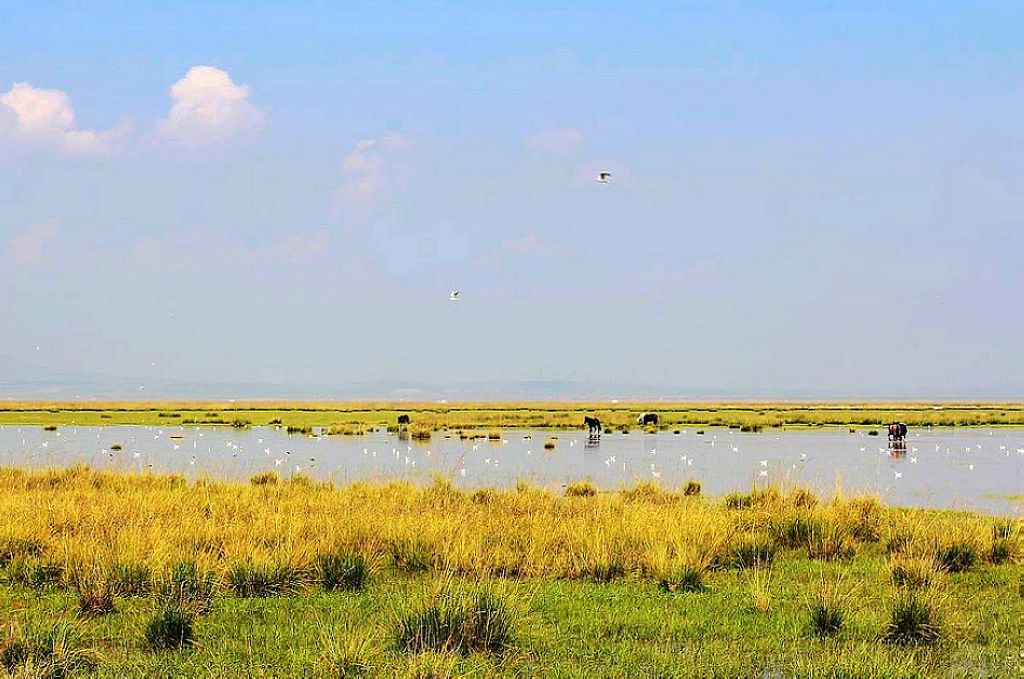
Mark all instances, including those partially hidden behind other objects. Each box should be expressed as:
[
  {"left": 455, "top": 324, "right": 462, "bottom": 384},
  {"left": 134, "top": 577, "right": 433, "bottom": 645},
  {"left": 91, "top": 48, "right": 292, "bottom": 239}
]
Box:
[
  {"left": 887, "top": 422, "right": 908, "bottom": 442},
  {"left": 637, "top": 412, "right": 659, "bottom": 426},
  {"left": 397, "top": 414, "right": 411, "bottom": 426},
  {"left": 584, "top": 416, "right": 602, "bottom": 435}
]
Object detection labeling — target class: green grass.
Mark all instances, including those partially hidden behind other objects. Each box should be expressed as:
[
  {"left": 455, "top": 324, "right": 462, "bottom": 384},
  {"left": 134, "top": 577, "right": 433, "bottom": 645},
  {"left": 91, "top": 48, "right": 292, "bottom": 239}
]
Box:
[
  {"left": 1, "top": 400, "right": 1022, "bottom": 430},
  {"left": 0, "top": 559, "right": 1019, "bottom": 676}
]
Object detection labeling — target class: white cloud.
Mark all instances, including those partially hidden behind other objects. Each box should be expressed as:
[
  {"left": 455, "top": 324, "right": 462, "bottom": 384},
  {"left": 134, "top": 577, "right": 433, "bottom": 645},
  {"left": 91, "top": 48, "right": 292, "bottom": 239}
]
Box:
[
  {"left": 7, "top": 219, "right": 60, "bottom": 265},
  {"left": 157, "top": 66, "right": 265, "bottom": 147},
  {"left": 526, "top": 127, "right": 584, "bottom": 155},
  {"left": 336, "top": 132, "right": 413, "bottom": 213},
  {"left": 0, "top": 83, "right": 124, "bottom": 156}
]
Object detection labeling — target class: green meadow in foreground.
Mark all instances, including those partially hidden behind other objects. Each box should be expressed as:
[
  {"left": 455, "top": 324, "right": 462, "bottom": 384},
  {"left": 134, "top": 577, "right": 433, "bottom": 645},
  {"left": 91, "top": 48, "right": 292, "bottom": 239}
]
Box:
[{"left": 0, "top": 468, "right": 1020, "bottom": 677}]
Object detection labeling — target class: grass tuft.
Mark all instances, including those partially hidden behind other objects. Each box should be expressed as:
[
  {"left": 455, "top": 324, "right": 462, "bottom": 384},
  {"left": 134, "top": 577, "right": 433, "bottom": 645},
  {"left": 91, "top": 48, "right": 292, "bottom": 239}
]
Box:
[
  {"left": 935, "top": 540, "right": 977, "bottom": 573},
  {"left": 565, "top": 481, "right": 597, "bottom": 498},
  {"left": 227, "top": 562, "right": 304, "bottom": 598},
  {"left": 0, "top": 619, "right": 97, "bottom": 676},
  {"left": 884, "top": 592, "right": 941, "bottom": 645},
  {"left": 250, "top": 470, "right": 280, "bottom": 486},
  {"left": 658, "top": 562, "right": 706, "bottom": 593},
  {"left": 395, "top": 589, "right": 514, "bottom": 656},
  {"left": 110, "top": 561, "right": 152, "bottom": 596},
  {"left": 72, "top": 565, "right": 116, "bottom": 617},
  {"left": 155, "top": 561, "right": 218, "bottom": 615},
  {"left": 317, "top": 618, "right": 378, "bottom": 677},
  {"left": 316, "top": 551, "right": 369, "bottom": 592},
  {"left": 145, "top": 606, "right": 195, "bottom": 650}
]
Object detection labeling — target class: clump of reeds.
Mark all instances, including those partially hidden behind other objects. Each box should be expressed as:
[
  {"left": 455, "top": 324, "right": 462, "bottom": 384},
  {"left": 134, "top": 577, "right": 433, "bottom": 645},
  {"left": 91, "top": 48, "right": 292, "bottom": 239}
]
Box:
[
  {"left": 565, "top": 481, "right": 597, "bottom": 498},
  {"left": 807, "top": 522, "right": 856, "bottom": 561},
  {"left": 394, "top": 588, "right": 515, "bottom": 655},
  {"left": 470, "top": 488, "right": 499, "bottom": 504},
  {"left": 0, "top": 619, "right": 97, "bottom": 675},
  {"left": 72, "top": 565, "right": 116, "bottom": 617},
  {"left": 43, "top": 425, "right": 58, "bottom": 432},
  {"left": 317, "top": 618, "right": 379, "bottom": 677},
  {"left": 620, "top": 482, "right": 666, "bottom": 504},
  {"left": 543, "top": 439, "right": 556, "bottom": 450},
  {"left": 720, "top": 533, "right": 776, "bottom": 570},
  {"left": 0, "top": 536, "right": 45, "bottom": 566},
  {"left": 724, "top": 486, "right": 783, "bottom": 510},
  {"left": 5, "top": 557, "right": 63, "bottom": 589},
  {"left": 987, "top": 520, "right": 1019, "bottom": 565},
  {"left": 231, "top": 418, "right": 251, "bottom": 429},
  {"left": 772, "top": 511, "right": 820, "bottom": 549},
  {"left": 408, "top": 424, "right": 433, "bottom": 440},
  {"left": 746, "top": 566, "right": 772, "bottom": 613},
  {"left": 788, "top": 487, "right": 818, "bottom": 509},
  {"left": 884, "top": 592, "right": 941, "bottom": 645},
  {"left": 145, "top": 606, "right": 195, "bottom": 650},
  {"left": 110, "top": 561, "right": 152, "bottom": 596},
  {"left": 487, "top": 430, "right": 502, "bottom": 440},
  {"left": 389, "top": 538, "right": 434, "bottom": 574},
  {"left": 110, "top": 443, "right": 123, "bottom": 451},
  {"left": 809, "top": 596, "right": 845, "bottom": 638},
  {"left": 228, "top": 562, "right": 304, "bottom": 598},
  {"left": 934, "top": 540, "right": 977, "bottom": 573},
  {"left": 840, "top": 496, "right": 885, "bottom": 542},
  {"left": 286, "top": 425, "right": 313, "bottom": 435},
  {"left": 658, "top": 562, "right": 706, "bottom": 593},
  {"left": 587, "top": 557, "right": 628, "bottom": 583},
  {"left": 155, "top": 560, "right": 218, "bottom": 615},
  {"left": 315, "top": 550, "right": 369, "bottom": 592},
  {"left": 889, "top": 554, "right": 939, "bottom": 590},
  {"left": 250, "top": 470, "right": 280, "bottom": 486}
]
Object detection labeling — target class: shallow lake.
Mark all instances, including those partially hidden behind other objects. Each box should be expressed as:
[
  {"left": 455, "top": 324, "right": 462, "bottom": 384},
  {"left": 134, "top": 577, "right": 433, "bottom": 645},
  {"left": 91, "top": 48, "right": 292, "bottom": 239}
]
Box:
[{"left": 1, "top": 425, "right": 1021, "bottom": 515}]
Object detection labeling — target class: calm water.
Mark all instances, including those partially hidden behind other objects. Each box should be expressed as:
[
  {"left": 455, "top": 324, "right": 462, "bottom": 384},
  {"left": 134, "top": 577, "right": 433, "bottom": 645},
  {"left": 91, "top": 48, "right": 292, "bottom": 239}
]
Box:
[{"left": 1, "top": 425, "right": 1021, "bottom": 515}]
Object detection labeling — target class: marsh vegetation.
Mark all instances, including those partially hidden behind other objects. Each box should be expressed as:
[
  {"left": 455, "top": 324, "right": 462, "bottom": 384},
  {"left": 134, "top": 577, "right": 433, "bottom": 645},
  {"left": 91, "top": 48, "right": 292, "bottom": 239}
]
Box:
[{"left": 0, "top": 466, "right": 1019, "bottom": 675}]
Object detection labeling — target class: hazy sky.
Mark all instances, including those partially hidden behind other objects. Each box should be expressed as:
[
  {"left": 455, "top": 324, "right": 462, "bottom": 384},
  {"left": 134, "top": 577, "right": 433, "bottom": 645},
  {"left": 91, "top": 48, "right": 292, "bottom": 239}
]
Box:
[{"left": 1, "top": 2, "right": 1022, "bottom": 397}]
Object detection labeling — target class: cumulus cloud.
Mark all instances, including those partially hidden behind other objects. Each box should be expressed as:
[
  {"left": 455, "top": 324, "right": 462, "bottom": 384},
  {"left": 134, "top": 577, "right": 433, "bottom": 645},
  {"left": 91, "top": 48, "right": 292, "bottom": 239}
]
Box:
[
  {"left": 0, "top": 83, "right": 125, "bottom": 156},
  {"left": 157, "top": 66, "right": 265, "bottom": 147},
  {"left": 7, "top": 219, "right": 60, "bottom": 265},
  {"left": 336, "top": 132, "right": 413, "bottom": 213},
  {"left": 526, "top": 127, "right": 584, "bottom": 155}
]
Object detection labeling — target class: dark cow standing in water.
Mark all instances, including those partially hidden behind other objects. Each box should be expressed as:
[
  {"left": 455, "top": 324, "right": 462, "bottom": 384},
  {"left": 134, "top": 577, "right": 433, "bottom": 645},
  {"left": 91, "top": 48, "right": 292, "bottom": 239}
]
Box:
[
  {"left": 584, "top": 416, "right": 602, "bottom": 435},
  {"left": 887, "top": 422, "right": 908, "bottom": 442},
  {"left": 397, "top": 414, "right": 411, "bottom": 426},
  {"left": 637, "top": 412, "right": 659, "bottom": 426}
]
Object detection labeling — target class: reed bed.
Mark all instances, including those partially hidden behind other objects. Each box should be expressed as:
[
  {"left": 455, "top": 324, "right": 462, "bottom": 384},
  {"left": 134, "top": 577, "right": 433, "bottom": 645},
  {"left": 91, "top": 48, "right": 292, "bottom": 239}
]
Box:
[
  {"left": 0, "top": 466, "right": 1016, "bottom": 585},
  {"left": 0, "top": 466, "right": 1020, "bottom": 676}
]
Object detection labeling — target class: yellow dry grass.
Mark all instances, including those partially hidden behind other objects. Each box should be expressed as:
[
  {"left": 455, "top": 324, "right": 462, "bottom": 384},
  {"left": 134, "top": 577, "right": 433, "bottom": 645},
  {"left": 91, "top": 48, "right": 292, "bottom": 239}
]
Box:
[{"left": 0, "top": 466, "right": 1017, "bottom": 584}]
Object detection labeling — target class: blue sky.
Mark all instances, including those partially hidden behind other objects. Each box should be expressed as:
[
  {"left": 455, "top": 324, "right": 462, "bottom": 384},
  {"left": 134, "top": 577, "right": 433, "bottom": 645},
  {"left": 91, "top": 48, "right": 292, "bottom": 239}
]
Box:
[{"left": 1, "top": 2, "right": 1022, "bottom": 397}]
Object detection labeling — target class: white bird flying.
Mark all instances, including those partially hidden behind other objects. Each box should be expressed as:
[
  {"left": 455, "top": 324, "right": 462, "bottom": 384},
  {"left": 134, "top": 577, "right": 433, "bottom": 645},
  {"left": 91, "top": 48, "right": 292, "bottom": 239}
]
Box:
[
  {"left": 596, "top": 171, "right": 611, "bottom": 184},
  {"left": 448, "top": 290, "right": 460, "bottom": 301}
]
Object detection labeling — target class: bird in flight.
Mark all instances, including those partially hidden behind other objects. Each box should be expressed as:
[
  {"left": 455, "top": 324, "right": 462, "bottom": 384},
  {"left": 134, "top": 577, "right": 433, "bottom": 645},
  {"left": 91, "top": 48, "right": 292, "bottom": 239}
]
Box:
[
  {"left": 448, "top": 290, "right": 460, "bottom": 301},
  {"left": 596, "top": 171, "right": 611, "bottom": 184}
]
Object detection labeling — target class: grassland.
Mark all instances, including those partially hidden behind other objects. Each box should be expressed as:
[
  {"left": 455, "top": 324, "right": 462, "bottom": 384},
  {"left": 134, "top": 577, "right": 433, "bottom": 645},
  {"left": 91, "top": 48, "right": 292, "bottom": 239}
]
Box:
[
  {"left": 0, "top": 467, "right": 1020, "bottom": 677},
  {"left": 0, "top": 400, "right": 1022, "bottom": 432}
]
